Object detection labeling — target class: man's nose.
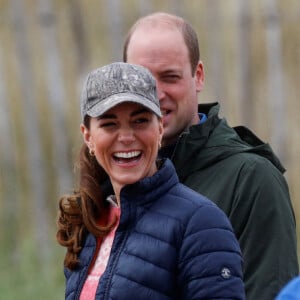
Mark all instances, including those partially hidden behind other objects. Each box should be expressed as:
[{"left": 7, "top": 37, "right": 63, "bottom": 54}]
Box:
[
  {"left": 155, "top": 81, "right": 166, "bottom": 101},
  {"left": 156, "top": 84, "right": 165, "bottom": 101}
]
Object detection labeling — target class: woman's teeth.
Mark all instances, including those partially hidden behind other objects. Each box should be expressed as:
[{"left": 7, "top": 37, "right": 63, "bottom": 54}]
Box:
[{"left": 114, "top": 151, "right": 141, "bottom": 159}]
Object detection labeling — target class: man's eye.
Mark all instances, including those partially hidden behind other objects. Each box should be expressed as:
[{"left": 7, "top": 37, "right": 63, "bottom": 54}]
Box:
[{"left": 163, "top": 75, "right": 180, "bottom": 82}]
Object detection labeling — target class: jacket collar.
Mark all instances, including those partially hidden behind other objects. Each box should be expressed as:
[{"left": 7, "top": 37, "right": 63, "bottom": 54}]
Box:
[
  {"left": 119, "top": 159, "right": 177, "bottom": 204},
  {"left": 114, "top": 159, "right": 178, "bottom": 230},
  {"left": 170, "top": 102, "right": 286, "bottom": 181}
]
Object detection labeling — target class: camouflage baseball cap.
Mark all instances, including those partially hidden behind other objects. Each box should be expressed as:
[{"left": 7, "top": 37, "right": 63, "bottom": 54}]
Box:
[{"left": 80, "top": 62, "right": 162, "bottom": 120}]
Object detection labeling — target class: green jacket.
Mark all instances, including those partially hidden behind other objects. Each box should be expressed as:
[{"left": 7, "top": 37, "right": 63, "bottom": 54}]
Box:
[{"left": 162, "top": 102, "right": 299, "bottom": 300}]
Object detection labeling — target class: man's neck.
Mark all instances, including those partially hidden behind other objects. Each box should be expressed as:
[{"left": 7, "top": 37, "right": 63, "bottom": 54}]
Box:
[{"left": 159, "top": 141, "right": 177, "bottom": 159}]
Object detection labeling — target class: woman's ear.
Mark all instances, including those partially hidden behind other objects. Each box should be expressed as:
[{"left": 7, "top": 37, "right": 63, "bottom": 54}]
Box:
[
  {"left": 158, "top": 118, "right": 164, "bottom": 146},
  {"left": 80, "top": 123, "right": 91, "bottom": 147}
]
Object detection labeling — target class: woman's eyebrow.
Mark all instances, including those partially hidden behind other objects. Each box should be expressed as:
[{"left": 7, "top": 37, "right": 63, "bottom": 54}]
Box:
[
  {"left": 97, "top": 114, "right": 116, "bottom": 120},
  {"left": 96, "top": 107, "right": 150, "bottom": 120},
  {"left": 131, "top": 108, "right": 150, "bottom": 116}
]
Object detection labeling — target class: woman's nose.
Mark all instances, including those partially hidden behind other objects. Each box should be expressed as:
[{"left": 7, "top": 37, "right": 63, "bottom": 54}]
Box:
[{"left": 117, "top": 128, "right": 135, "bottom": 144}]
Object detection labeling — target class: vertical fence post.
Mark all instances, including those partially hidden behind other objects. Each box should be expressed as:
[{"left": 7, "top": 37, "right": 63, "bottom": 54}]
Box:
[
  {"left": 10, "top": 0, "right": 50, "bottom": 263},
  {"left": 105, "top": 0, "right": 124, "bottom": 61},
  {"left": 263, "top": 0, "right": 286, "bottom": 162},
  {"left": 0, "top": 46, "right": 19, "bottom": 264},
  {"left": 37, "top": 0, "right": 73, "bottom": 194},
  {"left": 236, "top": 0, "right": 254, "bottom": 127},
  {"left": 205, "top": 0, "right": 225, "bottom": 112}
]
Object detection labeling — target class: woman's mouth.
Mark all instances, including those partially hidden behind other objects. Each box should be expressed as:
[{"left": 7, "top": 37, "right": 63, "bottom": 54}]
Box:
[{"left": 113, "top": 151, "right": 142, "bottom": 163}]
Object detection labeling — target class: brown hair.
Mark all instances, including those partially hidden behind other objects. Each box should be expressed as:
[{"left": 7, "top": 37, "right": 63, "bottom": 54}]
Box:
[
  {"left": 56, "top": 117, "right": 116, "bottom": 270},
  {"left": 123, "top": 12, "right": 200, "bottom": 75}
]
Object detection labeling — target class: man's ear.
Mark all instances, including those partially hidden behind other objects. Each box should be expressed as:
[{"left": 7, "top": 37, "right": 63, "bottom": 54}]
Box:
[{"left": 195, "top": 61, "right": 205, "bottom": 92}]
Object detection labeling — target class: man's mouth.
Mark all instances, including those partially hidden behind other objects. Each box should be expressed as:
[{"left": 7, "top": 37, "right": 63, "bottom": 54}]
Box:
[{"left": 161, "top": 109, "right": 171, "bottom": 116}]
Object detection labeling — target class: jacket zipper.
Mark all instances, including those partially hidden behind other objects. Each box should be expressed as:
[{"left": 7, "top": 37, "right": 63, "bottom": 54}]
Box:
[
  {"left": 102, "top": 231, "right": 129, "bottom": 300},
  {"left": 74, "top": 235, "right": 98, "bottom": 300},
  {"left": 170, "top": 132, "right": 185, "bottom": 162}
]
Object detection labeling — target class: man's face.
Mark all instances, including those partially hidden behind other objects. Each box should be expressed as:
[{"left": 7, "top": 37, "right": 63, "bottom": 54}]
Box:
[{"left": 126, "top": 26, "right": 204, "bottom": 146}]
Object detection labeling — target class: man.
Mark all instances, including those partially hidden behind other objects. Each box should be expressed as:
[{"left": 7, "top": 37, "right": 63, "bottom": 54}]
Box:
[{"left": 123, "top": 12, "right": 299, "bottom": 300}]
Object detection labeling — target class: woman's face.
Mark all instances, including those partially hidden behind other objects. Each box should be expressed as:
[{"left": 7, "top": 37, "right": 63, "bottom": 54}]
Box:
[{"left": 81, "top": 102, "right": 163, "bottom": 197}]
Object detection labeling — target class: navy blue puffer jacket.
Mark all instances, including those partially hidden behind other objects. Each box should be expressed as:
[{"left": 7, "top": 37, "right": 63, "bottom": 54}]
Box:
[{"left": 64, "top": 159, "right": 245, "bottom": 299}]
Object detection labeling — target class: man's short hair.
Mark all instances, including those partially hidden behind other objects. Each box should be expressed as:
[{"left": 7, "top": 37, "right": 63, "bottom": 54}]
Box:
[{"left": 123, "top": 12, "right": 200, "bottom": 75}]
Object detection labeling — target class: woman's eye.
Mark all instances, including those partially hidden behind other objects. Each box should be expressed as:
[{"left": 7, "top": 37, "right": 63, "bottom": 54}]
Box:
[
  {"left": 134, "top": 118, "right": 149, "bottom": 124},
  {"left": 100, "top": 122, "right": 116, "bottom": 128}
]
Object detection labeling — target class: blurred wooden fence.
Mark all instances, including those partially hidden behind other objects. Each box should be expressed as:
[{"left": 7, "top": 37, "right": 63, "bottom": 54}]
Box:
[{"left": 0, "top": 0, "right": 299, "bottom": 269}]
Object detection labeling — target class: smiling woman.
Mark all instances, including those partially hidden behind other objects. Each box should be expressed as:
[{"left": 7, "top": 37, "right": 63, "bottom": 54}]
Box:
[
  {"left": 56, "top": 62, "right": 245, "bottom": 300},
  {"left": 82, "top": 102, "right": 163, "bottom": 201}
]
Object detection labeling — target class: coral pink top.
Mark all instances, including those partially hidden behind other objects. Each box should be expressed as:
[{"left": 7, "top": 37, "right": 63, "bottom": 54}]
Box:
[{"left": 80, "top": 200, "right": 120, "bottom": 300}]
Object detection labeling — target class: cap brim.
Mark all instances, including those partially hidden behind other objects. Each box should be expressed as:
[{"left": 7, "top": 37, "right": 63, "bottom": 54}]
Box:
[{"left": 86, "top": 93, "right": 162, "bottom": 118}]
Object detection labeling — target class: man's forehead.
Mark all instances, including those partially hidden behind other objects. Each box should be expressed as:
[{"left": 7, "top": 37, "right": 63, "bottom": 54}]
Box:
[{"left": 132, "top": 22, "right": 181, "bottom": 37}]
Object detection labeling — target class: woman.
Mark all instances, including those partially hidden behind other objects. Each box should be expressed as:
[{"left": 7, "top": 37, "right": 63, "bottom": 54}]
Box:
[{"left": 57, "top": 62, "right": 245, "bottom": 299}]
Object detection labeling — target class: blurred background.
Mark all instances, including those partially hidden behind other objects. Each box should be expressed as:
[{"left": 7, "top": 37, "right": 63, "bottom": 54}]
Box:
[{"left": 0, "top": 0, "right": 299, "bottom": 298}]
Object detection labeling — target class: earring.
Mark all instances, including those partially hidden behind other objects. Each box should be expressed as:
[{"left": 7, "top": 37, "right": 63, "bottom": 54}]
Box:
[
  {"left": 158, "top": 140, "right": 162, "bottom": 149},
  {"left": 89, "top": 148, "right": 95, "bottom": 156}
]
